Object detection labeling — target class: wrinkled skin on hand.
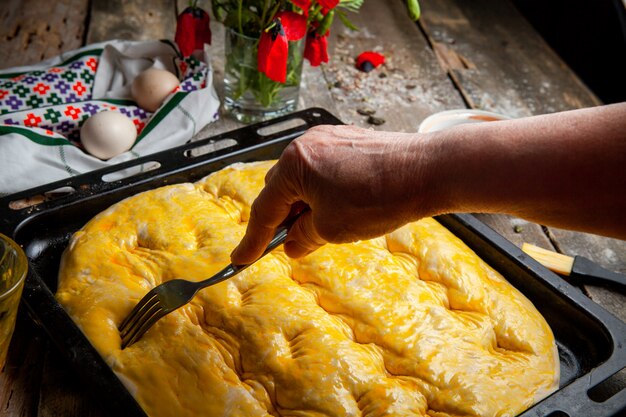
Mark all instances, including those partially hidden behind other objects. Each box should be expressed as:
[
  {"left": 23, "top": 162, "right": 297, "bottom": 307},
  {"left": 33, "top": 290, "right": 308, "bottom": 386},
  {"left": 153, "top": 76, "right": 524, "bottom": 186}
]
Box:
[
  {"left": 231, "top": 124, "right": 437, "bottom": 263},
  {"left": 231, "top": 103, "right": 626, "bottom": 264}
]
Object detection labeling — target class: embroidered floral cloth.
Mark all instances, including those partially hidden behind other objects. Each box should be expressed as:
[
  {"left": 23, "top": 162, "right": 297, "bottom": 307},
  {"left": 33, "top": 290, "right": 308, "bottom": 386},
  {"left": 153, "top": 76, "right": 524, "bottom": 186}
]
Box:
[{"left": 0, "top": 40, "right": 220, "bottom": 196}]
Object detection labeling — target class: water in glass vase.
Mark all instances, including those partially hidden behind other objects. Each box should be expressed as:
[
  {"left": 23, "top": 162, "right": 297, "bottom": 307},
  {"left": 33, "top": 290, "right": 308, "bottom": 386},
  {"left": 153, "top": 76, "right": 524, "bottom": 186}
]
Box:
[{"left": 223, "top": 28, "right": 305, "bottom": 123}]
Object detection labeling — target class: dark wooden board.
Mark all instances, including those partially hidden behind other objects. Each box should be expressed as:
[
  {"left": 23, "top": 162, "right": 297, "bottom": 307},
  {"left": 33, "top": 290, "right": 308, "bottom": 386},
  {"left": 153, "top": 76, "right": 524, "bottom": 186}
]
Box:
[
  {"left": 1, "top": 0, "right": 624, "bottom": 416},
  {"left": 324, "top": 0, "right": 466, "bottom": 130},
  {"left": 1, "top": 1, "right": 90, "bottom": 416},
  {"left": 418, "top": 0, "right": 602, "bottom": 117},
  {"left": 86, "top": 0, "right": 178, "bottom": 45},
  {"left": 0, "top": 0, "right": 88, "bottom": 69},
  {"left": 0, "top": 312, "right": 46, "bottom": 417},
  {"left": 418, "top": 0, "right": 626, "bottom": 322}
]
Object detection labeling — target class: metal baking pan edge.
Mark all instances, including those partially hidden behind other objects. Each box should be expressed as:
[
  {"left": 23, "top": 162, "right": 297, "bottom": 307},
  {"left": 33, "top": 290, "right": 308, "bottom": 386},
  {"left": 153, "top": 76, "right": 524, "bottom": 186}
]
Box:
[{"left": 1, "top": 108, "right": 624, "bottom": 417}]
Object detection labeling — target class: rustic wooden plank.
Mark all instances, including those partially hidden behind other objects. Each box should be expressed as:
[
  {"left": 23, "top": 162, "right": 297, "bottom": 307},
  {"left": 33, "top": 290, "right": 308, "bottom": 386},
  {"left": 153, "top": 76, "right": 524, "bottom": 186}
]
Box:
[
  {"left": 417, "top": 0, "right": 626, "bottom": 327},
  {"left": 472, "top": 213, "right": 554, "bottom": 249},
  {"left": 0, "top": 0, "right": 88, "bottom": 69},
  {"left": 0, "top": 313, "right": 46, "bottom": 417},
  {"left": 28, "top": 1, "right": 178, "bottom": 416},
  {"left": 323, "top": 0, "right": 466, "bottom": 131},
  {"left": 1, "top": 3, "right": 89, "bottom": 417},
  {"left": 86, "top": 0, "right": 177, "bottom": 44},
  {"left": 417, "top": 0, "right": 601, "bottom": 117}
]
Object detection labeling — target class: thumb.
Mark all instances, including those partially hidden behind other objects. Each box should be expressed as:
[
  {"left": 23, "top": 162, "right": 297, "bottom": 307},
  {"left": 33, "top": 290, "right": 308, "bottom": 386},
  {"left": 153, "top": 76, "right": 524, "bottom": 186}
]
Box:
[
  {"left": 283, "top": 210, "right": 326, "bottom": 258},
  {"left": 231, "top": 194, "right": 292, "bottom": 265}
]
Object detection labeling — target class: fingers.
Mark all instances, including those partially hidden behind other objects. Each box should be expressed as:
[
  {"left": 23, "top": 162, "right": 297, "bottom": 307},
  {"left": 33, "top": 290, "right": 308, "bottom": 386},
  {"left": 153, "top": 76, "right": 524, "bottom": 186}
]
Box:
[
  {"left": 284, "top": 209, "right": 326, "bottom": 258},
  {"left": 230, "top": 174, "right": 294, "bottom": 265}
]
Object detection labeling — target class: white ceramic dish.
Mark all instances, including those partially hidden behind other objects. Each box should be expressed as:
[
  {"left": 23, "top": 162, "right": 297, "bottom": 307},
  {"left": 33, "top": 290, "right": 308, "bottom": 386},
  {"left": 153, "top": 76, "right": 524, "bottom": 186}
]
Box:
[{"left": 418, "top": 109, "right": 512, "bottom": 133}]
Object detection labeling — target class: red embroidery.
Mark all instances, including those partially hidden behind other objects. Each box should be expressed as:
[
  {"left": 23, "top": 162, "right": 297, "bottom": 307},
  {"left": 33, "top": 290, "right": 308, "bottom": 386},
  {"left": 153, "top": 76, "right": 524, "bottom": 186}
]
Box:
[
  {"left": 86, "top": 58, "right": 98, "bottom": 72},
  {"left": 179, "top": 61, "right": 189, "bottom": 75},
  {"left": 72, "top": 81, "right": 87, "bottom": 96},
  {"left": 64, "top": 106, "right": 81, "bottom": 120},
  {"left": 133, "top": 119, "right": 145, "bottom": 133},
  {"left": 33, "top": 83, "right": 51, "bottom": 96},
  {"left": 24, "top": 113, "right": 43, "bottom": 127}
]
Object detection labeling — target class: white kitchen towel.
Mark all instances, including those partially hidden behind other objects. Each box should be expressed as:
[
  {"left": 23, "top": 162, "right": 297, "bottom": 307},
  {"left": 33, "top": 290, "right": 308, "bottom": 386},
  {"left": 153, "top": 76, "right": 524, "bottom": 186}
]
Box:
[{"left": 0, "top": 39, "right": 220, "bottom": 196}]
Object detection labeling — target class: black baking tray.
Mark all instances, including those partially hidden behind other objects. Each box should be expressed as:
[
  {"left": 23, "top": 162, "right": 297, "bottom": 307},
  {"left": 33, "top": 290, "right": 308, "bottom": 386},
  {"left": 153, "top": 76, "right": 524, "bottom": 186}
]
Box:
[{"left": 1, "top": 108, "right": 625, "bottom": 417}]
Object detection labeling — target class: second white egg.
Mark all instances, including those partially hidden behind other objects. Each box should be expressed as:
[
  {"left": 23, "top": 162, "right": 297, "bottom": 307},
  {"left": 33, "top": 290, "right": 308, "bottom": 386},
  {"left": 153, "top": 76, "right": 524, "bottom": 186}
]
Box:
[{"left": 131, "top": 68, "right": 180, "bottom": 112}]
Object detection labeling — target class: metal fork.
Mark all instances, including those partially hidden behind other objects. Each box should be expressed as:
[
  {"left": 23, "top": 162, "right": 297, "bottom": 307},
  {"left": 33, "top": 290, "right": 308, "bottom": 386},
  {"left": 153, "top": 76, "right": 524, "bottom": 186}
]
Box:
[{"left": 119, "top": 213, "right": 301, "bottom": 349}]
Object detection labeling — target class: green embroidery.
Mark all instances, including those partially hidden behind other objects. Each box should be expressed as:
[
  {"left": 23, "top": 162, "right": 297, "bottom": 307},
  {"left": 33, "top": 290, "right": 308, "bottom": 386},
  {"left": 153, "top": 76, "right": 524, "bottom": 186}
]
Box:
[
  {"left": 13, "top": 85, "right": 29, "bottom": 98},
  {"left": 25, "top": 95, "right": 44, "bottom": 108},
  {"left": 60, "top": 71, "right": 77, "bottom": 82},
  {"left": 134, "top": 92, "right": 188, "bottom": 144},
  {"left": 43, "top": 108, "right": 62, "bottom": 123},
  {"left": 0, "top": 49, "right": 104, "bottom": 79},
  {"left": 176, "top": 103, "right": 196, "bottom": 136},
  {"left": 0, "top": 125, "right": 72, "bottom": 146},
  {"left": 58, "top": 145, "right": 80, "bottom": 176},
  {"left": 81, "top": 69, "right": 94, "bottom": 83},
  {"left": 46, "top": 93, "right": 63, "bottom": 105}
]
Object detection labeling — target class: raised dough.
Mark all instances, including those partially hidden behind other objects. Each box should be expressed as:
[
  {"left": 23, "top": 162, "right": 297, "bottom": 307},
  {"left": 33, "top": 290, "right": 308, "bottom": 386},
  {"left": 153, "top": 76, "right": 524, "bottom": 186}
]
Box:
[{"left": 57, "top": 160, "right": 559, "bottom": 417}]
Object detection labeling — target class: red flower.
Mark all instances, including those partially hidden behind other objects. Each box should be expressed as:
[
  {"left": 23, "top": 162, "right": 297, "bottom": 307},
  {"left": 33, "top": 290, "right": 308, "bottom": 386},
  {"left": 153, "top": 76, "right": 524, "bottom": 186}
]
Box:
[
  {"left": 258, "top": 19, "right": 289, "bottom": 83},
  {"left": 290, "top": 0, "right": 311, "bottom": 15},
  {"left": 175, "top": 6, "right": 212, "bottom": 57},
  {"left": 304, "top": 31, "right": 329, "bottom": 66},
  {"left": 276, "top": 11, "right": 307, "bottom": 41},
  {"left": 317, "top": 0, "right": 339, "bottom": 14},
  {"left": 355, "top": 51, "right": 385, "bottom": 72}
]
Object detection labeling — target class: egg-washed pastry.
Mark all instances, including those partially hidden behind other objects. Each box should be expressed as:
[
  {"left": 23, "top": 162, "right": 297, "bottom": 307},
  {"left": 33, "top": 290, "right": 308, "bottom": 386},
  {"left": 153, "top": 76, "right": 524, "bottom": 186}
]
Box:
[{"left": 56, "top": 160, "right": 559, "bottom": 417}]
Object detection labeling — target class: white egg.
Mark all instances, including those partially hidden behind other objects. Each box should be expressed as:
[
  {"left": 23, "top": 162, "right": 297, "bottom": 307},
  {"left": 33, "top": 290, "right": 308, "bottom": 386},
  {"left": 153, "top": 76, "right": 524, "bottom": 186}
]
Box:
[
  {"left": 131, "top": 68, "right": 180, "bottom": 112},
  {"left": 80, "top": 111, "right": 137, "bottom": 160}
]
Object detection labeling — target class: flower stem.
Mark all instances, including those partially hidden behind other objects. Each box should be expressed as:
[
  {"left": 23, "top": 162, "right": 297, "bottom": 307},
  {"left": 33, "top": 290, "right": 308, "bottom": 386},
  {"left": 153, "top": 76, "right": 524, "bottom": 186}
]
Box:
[
  {"left": 237, "top": 0, "right": 243, "bottom": 34},
  {"left": 260, "top": 0, "right": 270, "bottom": 29}
]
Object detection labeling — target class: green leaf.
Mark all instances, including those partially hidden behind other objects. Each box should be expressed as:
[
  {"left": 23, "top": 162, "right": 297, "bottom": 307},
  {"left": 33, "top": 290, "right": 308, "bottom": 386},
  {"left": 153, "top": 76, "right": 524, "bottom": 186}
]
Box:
[
  {"left": 317, "top": 9, "right": 335, "bottom": 35},
  {"left": 338, "top": 0, "right": 364, "bottom": 12},
  {"left": 337, "top": 10, "right": 359, "bottom": 31}
]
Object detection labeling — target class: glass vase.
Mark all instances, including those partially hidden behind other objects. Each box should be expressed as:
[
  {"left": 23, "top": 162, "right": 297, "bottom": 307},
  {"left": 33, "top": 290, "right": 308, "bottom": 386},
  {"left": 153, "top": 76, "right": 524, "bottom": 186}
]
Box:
[{"left": 223, "top": 28, "right": 305, "bottom": 123}]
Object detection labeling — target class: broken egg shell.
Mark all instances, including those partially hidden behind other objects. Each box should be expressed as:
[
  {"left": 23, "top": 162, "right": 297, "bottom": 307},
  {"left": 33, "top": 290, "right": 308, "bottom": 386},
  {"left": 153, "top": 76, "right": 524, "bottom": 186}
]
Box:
[
  {"left": 131, "top": 68, "right": 180, "bottom": 112},
  {"left": 80, "top": 111, "right": 137, "bottom": 160}
]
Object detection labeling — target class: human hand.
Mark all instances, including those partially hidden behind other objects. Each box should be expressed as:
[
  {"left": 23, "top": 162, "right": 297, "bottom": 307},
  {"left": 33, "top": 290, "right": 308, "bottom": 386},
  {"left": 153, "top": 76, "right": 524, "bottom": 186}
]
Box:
[{"left": 230, "top": 124, "right": 436, "bottom": 264}]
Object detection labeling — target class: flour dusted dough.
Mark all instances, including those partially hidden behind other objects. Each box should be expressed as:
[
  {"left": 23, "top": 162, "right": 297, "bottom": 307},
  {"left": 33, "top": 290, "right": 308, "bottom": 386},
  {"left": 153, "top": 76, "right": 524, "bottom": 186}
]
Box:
[{"left": 57, "top": 160, "right": 559, "bottom": 417}]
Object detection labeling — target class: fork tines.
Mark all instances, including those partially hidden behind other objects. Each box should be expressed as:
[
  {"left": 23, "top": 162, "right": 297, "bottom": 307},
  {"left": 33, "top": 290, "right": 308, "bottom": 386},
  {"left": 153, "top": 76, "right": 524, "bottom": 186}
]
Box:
[{"left": 119, "top": 289, "right": 164, "bottom": 349}]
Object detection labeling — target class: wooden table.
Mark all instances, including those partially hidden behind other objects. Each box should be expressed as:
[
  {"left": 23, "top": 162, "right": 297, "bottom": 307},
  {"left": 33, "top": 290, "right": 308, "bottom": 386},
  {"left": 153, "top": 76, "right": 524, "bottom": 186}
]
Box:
[{"left": 1, "top": 0, "right": 625, "bottom": 415}]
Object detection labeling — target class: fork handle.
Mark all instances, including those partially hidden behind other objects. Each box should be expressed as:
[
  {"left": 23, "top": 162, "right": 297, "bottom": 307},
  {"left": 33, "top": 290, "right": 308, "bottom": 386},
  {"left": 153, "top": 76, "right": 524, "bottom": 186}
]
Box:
[{"left": 197, "top": 209, "right": 305, "bottom": 289}]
